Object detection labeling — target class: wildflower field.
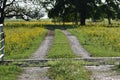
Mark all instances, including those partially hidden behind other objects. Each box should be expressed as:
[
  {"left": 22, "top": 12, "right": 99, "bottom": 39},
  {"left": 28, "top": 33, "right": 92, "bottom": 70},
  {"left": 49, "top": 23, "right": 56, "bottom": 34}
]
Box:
[
  {"left": 4, "top": 21, "right": 47, "bottom": 59},
  {"left": 69, "top": 26, "right": 120, "bottom": 57}
]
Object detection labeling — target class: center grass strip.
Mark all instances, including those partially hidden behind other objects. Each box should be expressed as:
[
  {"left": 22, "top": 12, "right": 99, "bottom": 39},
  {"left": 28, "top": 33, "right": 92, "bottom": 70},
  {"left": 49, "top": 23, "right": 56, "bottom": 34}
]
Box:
[
  {"left": 47, "top": 29, "right": 77, "bottom": 58},
  {"left": 47, "top": 60, "right": 91, "bottom": 80}
]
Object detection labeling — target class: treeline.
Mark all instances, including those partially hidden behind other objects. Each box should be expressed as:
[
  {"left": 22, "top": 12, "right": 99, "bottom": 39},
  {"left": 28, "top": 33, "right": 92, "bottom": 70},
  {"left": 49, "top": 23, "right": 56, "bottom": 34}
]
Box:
[{"left": 45, "top": 0, "right": 120, "bottom": 25}]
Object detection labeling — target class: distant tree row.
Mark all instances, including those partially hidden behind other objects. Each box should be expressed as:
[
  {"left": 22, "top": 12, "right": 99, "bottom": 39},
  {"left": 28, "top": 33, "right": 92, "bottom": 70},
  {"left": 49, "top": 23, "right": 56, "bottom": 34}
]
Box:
[
  {"left": 44, "top": 0, "right": 120, "bottom": 25},
  {"left": 0, "top": 0, "right": 120, "bottom": 25}
]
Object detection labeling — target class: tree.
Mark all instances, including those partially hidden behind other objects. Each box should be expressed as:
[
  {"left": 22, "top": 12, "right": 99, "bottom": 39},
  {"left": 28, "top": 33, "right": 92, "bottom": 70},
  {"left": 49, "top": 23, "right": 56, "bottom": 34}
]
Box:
[
  {"left": 42, "top": 0, "right": 120, "bottom": 25},
  {"left": 0, "top": 0, "right": 44, "bottom": 24},
  {"left": 100, "top": 0, "right": 119, "bottom": 24},
  {"left": 46, "top": 0, "right": 101, "bottom": 25}
]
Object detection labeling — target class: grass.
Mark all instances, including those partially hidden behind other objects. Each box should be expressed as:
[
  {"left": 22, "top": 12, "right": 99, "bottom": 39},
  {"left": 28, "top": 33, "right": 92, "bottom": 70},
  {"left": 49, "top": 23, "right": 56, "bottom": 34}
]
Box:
[
  {"left": 0, "top": 21, "right": 47, "bottom": 80},
  {"left": 5, "top": 32, "right": 47, "bottom": 59},
  {"left": 4, "top": 22, "right": 47, "bottom": 60},
  {"left": 0, "top": 64, "right": 21, "bottom": 80},
  {"left": 47, "top": 29, "right": 77, "bottom": 58},
  {"left": 68, "top": 26, "right": 120, "bottom": 57},
  {"left": 111, "top": 64, "right": 120, "bottom": 74},
  {"left": 47, "top": 60, "right": 91, "bottom": 80}
]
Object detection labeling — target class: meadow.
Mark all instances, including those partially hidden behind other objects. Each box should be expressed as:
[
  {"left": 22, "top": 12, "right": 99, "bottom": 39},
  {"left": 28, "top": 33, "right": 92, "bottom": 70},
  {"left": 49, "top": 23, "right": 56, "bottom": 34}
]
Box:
[
  {"left": 4, "top": 22, "right": 47, "bottom": 59},
  {"left": 1, "top": 20, "right": 120, "bottom": 80},
  {"left": 0, "top": 21, "right": 47, "bottom": 80},
  {"left": 69, "top": 25, "right": 120, "bottom": 57}
]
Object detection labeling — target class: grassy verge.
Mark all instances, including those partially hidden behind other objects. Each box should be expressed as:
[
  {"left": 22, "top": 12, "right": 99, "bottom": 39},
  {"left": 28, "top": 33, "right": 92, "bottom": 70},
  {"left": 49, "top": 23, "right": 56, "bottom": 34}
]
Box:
[
  {"left": 5, "top": 31, "right": 47, "bottom": 59},
  {"left": 1, "top": 22, "right": 47, "bottom": 80},
  {"left": 4, "top": 23, "right": 47, "bottom": 60},
  {"left": 0, "top": 64, "right": 21, "bottom": 80},
  {"left": 47, "top": 60, "right": 91, "bottom": 80},
  {"left": 68, "top": 26, "right": 120, "bottom": 57},
  {"left": 47, "top": 29, "right": 77, "bottom": 58}
]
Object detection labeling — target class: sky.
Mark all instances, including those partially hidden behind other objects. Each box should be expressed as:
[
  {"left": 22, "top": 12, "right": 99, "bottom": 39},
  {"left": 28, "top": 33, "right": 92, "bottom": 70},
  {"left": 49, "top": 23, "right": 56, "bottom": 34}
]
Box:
[{"left": 102, "top": 0, "right": 105, "bottom": 3}]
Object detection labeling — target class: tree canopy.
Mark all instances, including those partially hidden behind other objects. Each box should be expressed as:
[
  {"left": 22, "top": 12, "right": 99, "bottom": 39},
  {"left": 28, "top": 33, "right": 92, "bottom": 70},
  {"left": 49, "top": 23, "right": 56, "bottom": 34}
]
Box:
[
  {"left": 0, "top": 0, "right": 44, "bottom": 24},
  {"left": 0, "top": 0, "right": 120, "bottom": 25},
  {"left": 45, "top": 0, "right": 120, "bottom": 25}
]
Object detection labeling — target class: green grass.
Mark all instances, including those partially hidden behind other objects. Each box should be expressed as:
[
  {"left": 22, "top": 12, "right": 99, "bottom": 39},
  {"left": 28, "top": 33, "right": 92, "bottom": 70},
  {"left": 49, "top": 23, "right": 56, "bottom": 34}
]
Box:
[
  {"left": 68, "top": 26, "right": 120, "bottom": 57},
  {"left": 1, "top": 22, "right": 47, "bottom": 80},
  {"left": 84, "top": 45, "right": 120, "bottom": 57},
  {"left": 0, "top": 64, "right": 21, "bottom": 80},
  {"left": 47, "top": 60, "right": 91, "bottom": 80},
  {"left": 5, "top": 31, "right": 47, "bottom": 60},
  {"left": 111, "top": 65, "right": 120, "bottom": 74},
  {"left": 47, "top": 29, "right": 77, "bottom": 58}
]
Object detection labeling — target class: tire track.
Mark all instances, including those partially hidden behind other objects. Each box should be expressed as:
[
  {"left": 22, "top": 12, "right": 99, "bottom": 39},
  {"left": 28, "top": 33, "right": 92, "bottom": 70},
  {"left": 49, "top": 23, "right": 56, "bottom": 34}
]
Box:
[
  {"left": 18, "top": 30, "right": 54, "bottom": 80},
  {"left": 85, "top": 65, "right": 120, "bottom": 80},
  {"left": 62, "top": 30, "right": 120, "bottom": 80},
  {"left": 31, "top": 30, "right": 54, "bottom": 59},
  {"left": 62, "top": 30, "right": 90, "bottom": 58}
]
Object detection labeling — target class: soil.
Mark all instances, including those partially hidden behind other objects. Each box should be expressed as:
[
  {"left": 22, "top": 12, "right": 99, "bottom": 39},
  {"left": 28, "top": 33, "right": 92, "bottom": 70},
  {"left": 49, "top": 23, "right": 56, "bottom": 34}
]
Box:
[
  {"left": 17, "top": 30, "right": 54, "bottom": 80},
  {"left": 85, "top": 65, "right": 120, "bottom": 80},
  {"left": 18, "top": 67, "right": 50, "bottom": 80},
  {"left": 62, "top": 30, "right": 90, "bottom": 58},
  {"left": 31, "top": 30, "right": 54, "bottom": 59}
]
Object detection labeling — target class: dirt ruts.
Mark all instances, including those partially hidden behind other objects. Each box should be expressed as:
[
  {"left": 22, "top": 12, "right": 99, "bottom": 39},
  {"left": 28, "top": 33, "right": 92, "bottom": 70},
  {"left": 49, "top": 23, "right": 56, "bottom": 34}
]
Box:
[
  {"left": 18, "top": 67, "right": 50, "bottom": 80},
  {"left": 17, "top": 29, "right": 120, "bottom": 80},
  {"left": 62, "top": 30, "right": 120, "bottom": 80},
  {"left": 62, "top": 30, "right": 90, "bottom": 58},
  {"left": 18, "top": 30, "right": 54, "bottom": 80},
  {"left": 31, "top": 30, "right": 54, "bottom": 59},
  {"left": 85, "top": 65, "right": 120, "bottom": 80}
]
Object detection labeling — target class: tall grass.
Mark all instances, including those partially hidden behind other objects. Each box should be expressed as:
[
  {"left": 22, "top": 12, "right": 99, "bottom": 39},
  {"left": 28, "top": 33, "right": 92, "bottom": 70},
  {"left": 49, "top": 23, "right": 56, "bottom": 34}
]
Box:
[
  {"left": 69, "top": 26, "right": 120, "bottom": 57},
  {"left": 4, "top": 22, "right": 47, "bottom": 59},
  {"left": 0, "top": 21, "right": 47, "bottom": 80}
]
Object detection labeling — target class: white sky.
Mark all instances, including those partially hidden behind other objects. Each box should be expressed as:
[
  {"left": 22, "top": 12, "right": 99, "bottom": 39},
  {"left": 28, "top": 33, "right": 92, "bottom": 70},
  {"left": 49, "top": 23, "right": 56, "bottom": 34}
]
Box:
[{"left": 102, "top": 0, "right": 105, "bottom": 3}]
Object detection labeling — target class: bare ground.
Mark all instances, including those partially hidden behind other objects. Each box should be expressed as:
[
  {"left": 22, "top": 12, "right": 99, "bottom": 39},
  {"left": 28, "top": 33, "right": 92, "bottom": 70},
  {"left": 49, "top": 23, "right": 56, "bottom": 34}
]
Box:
[
  {"left": 18, "top": 67, "right": 50, "bottom": 80},
  {"left": 85, "top": 65, "right": 120, "bottom": 80},
  {"left": 17, "top": 30, "right": 54, "bottom": 80},
  {"left": 31, "top": 30, "right": 54, "bottom": 59},
  {"left": 62, "top": 30, "right": 90, "bottom": 58}
]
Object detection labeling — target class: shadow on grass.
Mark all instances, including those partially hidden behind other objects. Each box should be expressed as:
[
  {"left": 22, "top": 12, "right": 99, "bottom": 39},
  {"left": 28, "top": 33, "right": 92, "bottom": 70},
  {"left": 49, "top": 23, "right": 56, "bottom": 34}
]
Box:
[{"left": 44, "top": 24, "right": 78, "bottom": 30}]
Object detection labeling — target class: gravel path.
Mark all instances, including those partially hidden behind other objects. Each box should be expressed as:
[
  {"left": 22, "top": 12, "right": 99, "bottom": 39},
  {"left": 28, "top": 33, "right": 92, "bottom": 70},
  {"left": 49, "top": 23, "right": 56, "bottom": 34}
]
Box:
[
  {"left": 85, "top": 65, "right": 120, "bottom": 80},
  {"left": 31, "top": 30, "right": 54, "bottom": 59},
  {"left": 17, "top": 30, "right": 54, "bottom": 80},
  {"left": 17, "top": 29, "right": 120, "bottom": 80},
  {"left": 62, "top": 30, "right": 120, "bottom": 80},
  {"left": 62, "top": 30, "right": 90, "bottom": 58},
  {"left": 18, "top": 67, "right": 50, "bottom": 80}
]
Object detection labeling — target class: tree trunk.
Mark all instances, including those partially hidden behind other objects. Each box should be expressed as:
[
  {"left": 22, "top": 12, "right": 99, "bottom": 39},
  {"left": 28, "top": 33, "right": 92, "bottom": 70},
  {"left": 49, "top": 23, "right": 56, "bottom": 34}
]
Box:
[
  {"left": 74, "top": 10, "right": 78, "bottom": 25},
  {"left": 79, "top": 3, "right": 87, "bottom": 26},
  {"left": 62, "top": 16, "right": 65, "bottom": 26},
  {"left": 0, "top": 15, "right": 4, "bottom": 24},
  {"left": 108, "top": 16, "right": 112, "bottom": 25},
  {"left": 0, "top": 12, "right": 5, "bottom": 24},
  {"left": 80, "top": 12, "right": 86, "bottom": 25},
  {"left": 106, "top": 12, "right": 112, "bottom": 25}
]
